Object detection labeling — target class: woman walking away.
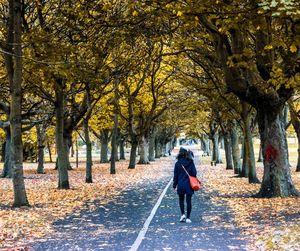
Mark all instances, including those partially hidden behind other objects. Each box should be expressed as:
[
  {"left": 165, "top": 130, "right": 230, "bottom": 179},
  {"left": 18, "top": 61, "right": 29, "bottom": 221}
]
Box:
[{"left": 173, "top": 147, "right": 197, "bottom": 223}]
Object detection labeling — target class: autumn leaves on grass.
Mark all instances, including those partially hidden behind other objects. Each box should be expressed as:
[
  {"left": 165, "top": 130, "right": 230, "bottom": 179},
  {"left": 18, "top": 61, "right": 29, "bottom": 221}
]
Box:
[{"left": 200, "top": 163, "right": 300, "bottom": 251}]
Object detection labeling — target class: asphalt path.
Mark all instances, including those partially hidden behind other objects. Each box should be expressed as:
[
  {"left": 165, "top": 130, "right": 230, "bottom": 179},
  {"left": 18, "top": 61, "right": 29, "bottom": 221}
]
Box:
[
  {"left": 30, "top": 153, "right": 247, "bottom": 251},
  {"left": 30, "top": 178, "right": 170, "bottom": 251}
]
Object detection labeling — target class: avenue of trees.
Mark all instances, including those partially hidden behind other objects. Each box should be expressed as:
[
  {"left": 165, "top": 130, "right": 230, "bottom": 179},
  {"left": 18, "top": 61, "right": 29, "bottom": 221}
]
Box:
[{"left": 0, "top": 0, "right": 300, "bottom": 207}]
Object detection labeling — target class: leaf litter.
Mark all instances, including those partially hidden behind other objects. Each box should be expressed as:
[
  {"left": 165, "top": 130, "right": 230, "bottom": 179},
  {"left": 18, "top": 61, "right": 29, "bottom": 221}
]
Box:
[{"left": 198, "top": 163, "right": 300, "bottom": 251}]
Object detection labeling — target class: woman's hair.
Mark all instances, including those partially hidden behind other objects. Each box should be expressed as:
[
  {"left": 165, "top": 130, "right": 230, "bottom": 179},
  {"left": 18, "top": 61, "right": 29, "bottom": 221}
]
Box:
[
  {"left": 187, "top": 150, "right": 194, "bottom": 160},
  {"left": 177, "top": 147, "right": 187, "bottom": 159},
  {"left": 177, "top": 147, "right": 194, "bottom": 160}
]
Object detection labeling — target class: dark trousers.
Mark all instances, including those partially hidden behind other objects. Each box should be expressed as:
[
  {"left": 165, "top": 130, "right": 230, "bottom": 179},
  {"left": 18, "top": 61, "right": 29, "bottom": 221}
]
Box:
[{"left": 179, "top": 194, "right": 192, "bottom": 218}]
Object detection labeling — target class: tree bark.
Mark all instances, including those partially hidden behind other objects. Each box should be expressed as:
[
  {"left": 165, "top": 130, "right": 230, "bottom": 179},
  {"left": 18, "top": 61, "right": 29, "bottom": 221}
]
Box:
[
  {"left": 148, "top": 130, "right": 156, "bottom": 161},
  {"left": 166, "top": 142, "right": 172, "bottom": 156},
  {"left": 1, "top": 141, "right": 5, "bottom": 162},
  {"left": 28, "top": 147, "right": 33, "bottom": 163},
  {"left": 84, "top": 85, "right": 93, "bottom": 182},
  {"left": 110, "top": 126, "right": 117, "bottom": 174},
  {"left": 171, "top": 137, "right": 177, "bottom": 150},
  {"left": 75, "top": 140, "right": 79, "bottom": 168},
  {"left": 70, "top": 143, "right": 74, "bottom": 157},
  {"left": 84, "top": 120, "right": 92, "bottom": 183},
  {"left": 241, "top": 140, "right": 248, "bottom": 178},
  {"left": 36, "top": 124, "right": 46, "bottom": 174},
  {"left": 154, "top": 137, "right": 161, "bottom": 158},
  {"left": 100, "top": 129, "right": 110, "bottom": 163},
  {"left": 224, "top": 131, "right": 233, "bottom": 170},
  {"left": 110, "top": 80, "right": 119, "bottom": 174},
  {"left": 161, "top": 143, "right": 168, "bottom": 157},
  {"left": 296, "top": 142, "right": 300, "bottom": 172},
  {"left": 114, "top": 130, "right": 120, "bottom": 162},
  {"left": 127, "top": 93, "right": 139, "bottom": 169},
  {"left": 54, "top": 78, "right": 70, "bottom": 189},
  {"left": 212, "top": 132, "right": 221, "bottom": 163},
  {"left": 128, "top": 138, "right": 138, "bottom": 169},
  {"left": 200, "top": 134, "right": 210, "bottom": 156},
  {"left": 230, "top": 124, "right": 241, "bottom": 175},
  {"left": 280, "top": 104, "right": 291, "bottom": 166},
  {"left": 138, "top": 135, "right": 150, "bottom": 164},
  {"left": 10, "top": 0, "right": 29, "bottom": 207},
  {"left": 288, "top": 102, "right": 300, "bottom": 172},
  {"left": 257, "top": 107, "right": 299, "bottom": 197},
  {"left": 63, "top": 131, "right": 73, "bottom": 170},
  {"left": 257, "top": 144, "right": 263, "bottom": 162},
  {"left": 1, "top": 129, "right": 12, "bottom": 178},
  {"left": 219, "top": 134, "right": 224, "bottom": 149},
  {"left": 119, "top": 138, "right": 126, "bottom": 160},
  {"left": 241, "top": 102, "right": 259, "bottom": 183},
  {"left": 47, "top": 141, "right": 53, "bottom": 163}
]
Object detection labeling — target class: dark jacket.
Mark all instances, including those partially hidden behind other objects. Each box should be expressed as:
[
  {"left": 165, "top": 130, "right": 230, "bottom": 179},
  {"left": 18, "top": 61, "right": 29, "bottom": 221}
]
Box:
[{"left": 173, "top": 156, "right": 197, "bottom": 195}]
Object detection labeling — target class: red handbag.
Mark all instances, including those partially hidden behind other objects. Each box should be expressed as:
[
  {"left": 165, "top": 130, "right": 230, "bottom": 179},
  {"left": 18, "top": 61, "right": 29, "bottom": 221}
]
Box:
[{"left": 181, "top": 165, "right": 201, "bottom": 191}]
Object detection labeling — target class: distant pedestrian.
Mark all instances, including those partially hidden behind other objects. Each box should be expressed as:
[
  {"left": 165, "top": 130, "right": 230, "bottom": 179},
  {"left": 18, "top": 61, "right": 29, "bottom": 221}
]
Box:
[{"left": 173, "top": 147, "right": 197, "bottom": 223}]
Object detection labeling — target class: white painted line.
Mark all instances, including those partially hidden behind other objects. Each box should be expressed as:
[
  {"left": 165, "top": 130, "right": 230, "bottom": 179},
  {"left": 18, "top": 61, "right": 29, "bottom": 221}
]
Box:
[{"left": 129, "top": 178, "right": 173, "bottom": 251}]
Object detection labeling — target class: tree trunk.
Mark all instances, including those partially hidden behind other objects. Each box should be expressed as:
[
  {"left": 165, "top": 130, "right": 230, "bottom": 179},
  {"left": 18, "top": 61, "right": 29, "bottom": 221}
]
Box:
[
  {"left": 219, "top": 134, "right": 224, "bottom": 149},
  {"left": 171, "top": 137, "right": 177, "bottom": 150},
  {"left": 230, "top": 124, "right": 241, "bottom": 175},
  {"left": 240, "top": 141, "right": 244, "bottom": 159},
  {"left": 110, "top": 127, "right": 117, "bottom": 174},
  {"left": 246, "top": 128, "right": 259, "bottom": 183},
  {"left": 63, "top": 131, "right": 73, "bottom": 170},
  {"left": 70, "top": 143, "right": 74, "bottom": 157},
  {"left": 138, "top": 135, "right": 150, "bottom": 164},
  {"left": 280, "top": 104, "right": 291, "bottom": 167},
  {"left": 75, "top": 140, "right": 79, "bottom": 168},
  {"left": 28, "top": 147, "right": 33, "bottom": 163},
  {"left": 55, "top": 78, "right": 70, "bottom": 189},
  {"left": 114, "top": 131, "right": 119, "bottom": 162},
  {"left": 110, "top": 80, "right": 119, "bottom": 174},
  {"left": 257, "top": 144, "right": 263, "bottom": 162},
  {"left": 166, "top": 142, "right": 171, "bottom": 156},
  {"left": 216, "top": 133, "right": 224, "bottom": 164},
  {"left": 200, "top": 134, "right": 210, "bottom": 156},
  {"left": 161, "top": 143, "right": 167, "bottom": 157},
  {"left": 128, "top": 138, "right": 138, "bottom": 169},
  {"left": 100, "top": 129, "right": 110, "bottom": 163},
  {"left": 47, "top": 141, "right": 53, "bottom": 163},
  {"left": 224, "top": 131, "right": 233, "bottom": 170},
  {"left": 148, "top": 131, "right": 155, "bottom": 161},
  {"left": 119, "top": 138, "right": 125, "bottom": 160},
  {"left": 10, "top": 0, "right": 29, "bottom": 207},
  {"left": 1, "top": 129, "right": 12, "bottom": 178},
  {"left": 241, "top": 102, "right": 259, "bottom": 183},
  {"left": 84, "top": 120, "right": 92, "bottom": 183},
  {"left": 295, "top": 134, "right": 300, "bottom": 172},
  {"left": 36, "top": 124, "right": 45, "bottom": 174},
  {"left": 1, "top": 141, "right": 5, "bottom": 162},
  {"left": 241, "top": 140, "right": 248, "bottom": 177},
  {"left": 212, "top": 132, "right": 221, "bottom": 163},
  {"left": 288, "top": 103, "right": 300, "bottom": 172},
  {"left": 154, "top": 138, "right": 161, "bottom": 158},
  {"left": 257, "top": 107, "right": 299, "bottom": 197}
]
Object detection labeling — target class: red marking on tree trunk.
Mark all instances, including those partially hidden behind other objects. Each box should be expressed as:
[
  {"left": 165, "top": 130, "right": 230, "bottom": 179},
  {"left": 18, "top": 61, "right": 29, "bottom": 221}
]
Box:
[{"left": 265, "top": 145, "right": 277, "bottom": 163}]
